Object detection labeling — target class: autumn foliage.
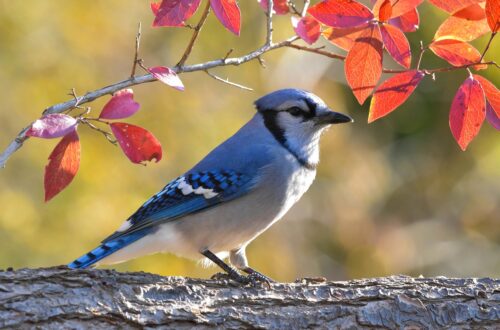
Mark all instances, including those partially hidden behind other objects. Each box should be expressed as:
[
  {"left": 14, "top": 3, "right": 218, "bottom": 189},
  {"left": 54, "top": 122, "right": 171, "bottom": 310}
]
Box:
[{"left": 24, "top": 0, "right": 499, "bottom": 201}]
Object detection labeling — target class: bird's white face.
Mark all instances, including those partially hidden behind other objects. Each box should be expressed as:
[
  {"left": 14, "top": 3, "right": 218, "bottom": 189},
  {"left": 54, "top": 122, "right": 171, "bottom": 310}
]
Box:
[{"left": 263, "top": 94, "right": 352, "bottom": 167}]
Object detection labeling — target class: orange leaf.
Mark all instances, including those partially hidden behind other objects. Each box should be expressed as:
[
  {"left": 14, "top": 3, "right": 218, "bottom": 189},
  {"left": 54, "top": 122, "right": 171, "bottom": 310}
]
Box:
[
  {"left": 345, "top": 24, "right": 383, "bottom": 104},
  {"left": 427, "top": 0, "right": 482, "bottom": 13},
  {"left": 209, "top": 0, "right": 241, "bottom": 36},
  {"left": 151, "top": 0, "right": 202, "bottom": 27},
  {"left": 369, "top": 70, "right": 425, "bottom": 122},
  {"left": 322, "top": 25, "right": 370, "bottom": 51},
  {"left": 389, "top": 8, "right": 419, "bottom": 32},
  {"left": 380, "top": 24, "right": 412, "bottom": 68},
  {"left": 391, "top": 0, "right": 424, "bottom": 17},
  {"left": 308, "top": 0, "right": 374, "bottom": 28},
  {"left": 110, "top": 123, "right": 162, "bottom": 164},
  {"left": 44, "top": 131, "right": 81, "bottom": 202},
  {"left": 485, "top": 0, "right": 500, "bottom": 32},
  {"left": 449, "top": 76, "right": 486, "bottom": 150},
  {"left": 474, "top": 75, "right": 500, "bottom": 118},
  {"left": 373, "top": 0, "right": 393, "bottom": 21},
  {"left": 434, "top": 4, "right": 490, "bottom": 42},
  {"left": 429, "top": 39, "right": 482, "bottom": 67},
  {"left": 292, "top": 16, "right": 321, "bottom": 45}
]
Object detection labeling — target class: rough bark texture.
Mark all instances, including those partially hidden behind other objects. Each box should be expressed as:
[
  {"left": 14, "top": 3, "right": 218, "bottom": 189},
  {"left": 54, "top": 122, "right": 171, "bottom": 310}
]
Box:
[{"left": 0, "top": 267, "right": 498, "bottom": 329}]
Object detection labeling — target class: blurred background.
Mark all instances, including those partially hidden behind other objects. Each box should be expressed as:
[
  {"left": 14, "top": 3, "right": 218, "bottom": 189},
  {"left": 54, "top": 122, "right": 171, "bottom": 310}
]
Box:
[{"left": 0, "top": 1, "right": 498, "bottom": 281}]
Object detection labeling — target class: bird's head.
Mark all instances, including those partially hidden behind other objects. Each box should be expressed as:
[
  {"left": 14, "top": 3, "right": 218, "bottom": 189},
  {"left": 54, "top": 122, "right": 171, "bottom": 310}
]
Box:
[
  {"left": 254, "top": 89, "right": 352, "bottom": 168},
  {"left": 255, "top": 88, "right": 353, "bottom": 131}
]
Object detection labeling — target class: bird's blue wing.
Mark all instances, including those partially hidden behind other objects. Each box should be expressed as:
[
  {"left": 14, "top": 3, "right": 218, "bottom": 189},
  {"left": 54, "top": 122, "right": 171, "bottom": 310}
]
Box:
[
  {"left": 104, "top": 169, "right": 254, "bottom": 241},
  {"left": 68, "top": 169, "right": 255, "bottom": 268}
]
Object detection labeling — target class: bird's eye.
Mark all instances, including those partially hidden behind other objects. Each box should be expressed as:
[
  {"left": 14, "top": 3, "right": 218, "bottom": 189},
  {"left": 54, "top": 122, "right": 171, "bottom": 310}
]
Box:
[{"left": 286, "top": 106, "right": 303, "bottom": 117}]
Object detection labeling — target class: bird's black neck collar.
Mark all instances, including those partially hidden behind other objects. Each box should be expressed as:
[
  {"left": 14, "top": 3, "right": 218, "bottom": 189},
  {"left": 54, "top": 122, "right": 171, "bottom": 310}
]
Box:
[{"left": 260, "top": 112, "right": 317, "bottom": 171}]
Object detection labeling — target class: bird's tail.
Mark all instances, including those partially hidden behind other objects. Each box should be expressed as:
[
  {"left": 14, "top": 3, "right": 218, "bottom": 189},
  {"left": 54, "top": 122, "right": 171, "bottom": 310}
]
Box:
[{"left": 68, "top": 229, "right": 151, "bottom": 269}]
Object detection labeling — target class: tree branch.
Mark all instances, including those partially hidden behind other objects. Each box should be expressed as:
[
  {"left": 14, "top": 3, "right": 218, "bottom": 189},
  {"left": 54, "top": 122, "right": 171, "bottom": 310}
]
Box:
[
  {"left": 1, "top": 267, "right": 499, "bottom": 329},
  {"left": 0, "top": 35, "right": 298, "bottom": 168},
  {"left": 1, "top": 11, "right": 498, "bottom": 168}
]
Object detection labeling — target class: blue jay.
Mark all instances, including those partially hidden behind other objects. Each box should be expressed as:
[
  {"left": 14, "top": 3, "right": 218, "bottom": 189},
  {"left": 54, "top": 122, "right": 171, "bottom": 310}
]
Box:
[{"left": 68, "top": 89, "right": 352, "bottom": 284}]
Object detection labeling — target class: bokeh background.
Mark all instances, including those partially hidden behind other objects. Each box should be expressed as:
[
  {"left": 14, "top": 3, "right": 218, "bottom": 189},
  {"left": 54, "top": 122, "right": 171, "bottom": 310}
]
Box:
[{"left": 0, "top": 1, "right": 498, "bottom": 281}]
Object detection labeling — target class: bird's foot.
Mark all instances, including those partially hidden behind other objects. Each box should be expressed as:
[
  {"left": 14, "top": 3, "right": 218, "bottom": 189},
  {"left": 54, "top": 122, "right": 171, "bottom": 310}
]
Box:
[
  {"left": 211, "top": 271, "right": 272, "bottom": 288},
  {"left": 244, "top": 272, "right": 273, "bottom": 288}
]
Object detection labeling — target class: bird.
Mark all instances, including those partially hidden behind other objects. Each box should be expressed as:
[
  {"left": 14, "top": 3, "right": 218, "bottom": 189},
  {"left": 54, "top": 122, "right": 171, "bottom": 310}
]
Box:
[{"left": 68, "top": 88, "right": 353, "bottom": 284}]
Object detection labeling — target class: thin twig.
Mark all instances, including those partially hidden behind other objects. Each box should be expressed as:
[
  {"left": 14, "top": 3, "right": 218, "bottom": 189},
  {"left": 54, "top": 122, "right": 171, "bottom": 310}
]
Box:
[
  {"left": 416, "top": 41, "right": 426, "bottom": 70},
  {"left": 286, "top": 43, "right": 499, "bottom": 74},
  {"left": 423, "top": 61, "right": 498, "bottom": 74},
  {"left": 205, "top": 71, "right": 253, "bottom": 91},
  {"left": 130, "top": 22, "right": 142, "bottom": 77},
  {"left": 177, "top": 1, "right": 211, "bottom": 67},
  {"left": 301, "top": 0, "right": 311, "bottom": 17},
  {"left": 286, "top": 43, "right": 347, "bottom": 60},
  {"left": 265, "top": 0, "right": 274, "bottom": 46},
  {"left": 288, "top": 1, "right": 301, "bottom": 16},
  {"left": 223, "top": 49, "right": 234, "bottom": 61},
  {"left": 480, "top": 31, "right": 496, "bottom": 62},
  {"left": 67, "top": 88, "right": 84, "bottom": 111}
]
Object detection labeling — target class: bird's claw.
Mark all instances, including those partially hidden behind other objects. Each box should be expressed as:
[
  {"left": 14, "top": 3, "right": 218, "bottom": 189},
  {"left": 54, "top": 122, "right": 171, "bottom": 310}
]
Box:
[
  {"left": 245, "top": 272, "right": 273, "bottom": 288},
  {"left": 211, "top": 272, "right": 232, "bottom": 281}
]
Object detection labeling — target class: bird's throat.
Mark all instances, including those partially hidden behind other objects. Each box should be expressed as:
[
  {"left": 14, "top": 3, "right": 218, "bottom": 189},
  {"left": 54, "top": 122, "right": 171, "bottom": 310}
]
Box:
[{"left": 260, "top": 112, "right": 317, "bottom": 171}]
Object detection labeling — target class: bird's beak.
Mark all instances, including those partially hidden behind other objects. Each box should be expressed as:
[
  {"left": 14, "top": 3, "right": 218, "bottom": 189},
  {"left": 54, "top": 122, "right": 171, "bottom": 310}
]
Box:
[{"left": 314, "top": 111, "right": 354, "bottom": 126}]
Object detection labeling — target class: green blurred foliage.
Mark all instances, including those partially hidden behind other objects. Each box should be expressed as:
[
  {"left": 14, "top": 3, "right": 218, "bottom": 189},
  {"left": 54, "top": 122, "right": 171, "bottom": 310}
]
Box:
[{"left": 0, "top": 1, "right": 498, "bottom": 281}]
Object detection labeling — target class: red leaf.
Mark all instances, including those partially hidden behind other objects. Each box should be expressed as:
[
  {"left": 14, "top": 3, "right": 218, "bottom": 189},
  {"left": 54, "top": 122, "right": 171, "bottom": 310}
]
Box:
[
  {"left": 322, "top": 24, "right": 370, "bottom": 51},
  {"left": 391, "top": 0, "right": 424, "bottom": 17},
  {"left": 259, "top": 0, "right": 289, "bottom": 15},
  {"left": 389, "top": 8, "right": 419, "bottom": 32},
  {"left": 429, "top": 39, "right": 482, "bottom": 67},
  {"left": 380, "top": 24, "right": 411, "bottom": 68},
  {"left": 27, "top": 114, "right": 78, "bottom": 139},
  {"left": 345, "top": 24, "right": 383, "bottom": 104},
  {"left": 151, "top": 0, "right": 202, "bottom": 27},
  {"left": 308, "top": 0, "right": 374, "bottom": 28},
  {"left": 486, "top": 103, "right": 500, "bottom": 130},
  {"left": 44, "top": 130, "right": 80, "bottom": 202},
  {"left": 110, "top": 123, "right": 162, "bottom": 164},
  {"left": 486, "top": 0, "right": 500, "bottom": 32},
  {"left": 449, "top": 76, "right": 486, "bottom": 150},
  {"left": 209, "top": 0, "right": 241, "bottom": 36},
  {"left": 427, "top": 0, "right": 481, "bottom": 13},
  {"left": 368, "top": 70, "right": 425, "bottom": 122},
  {"left": 99, "top": 89, "right": 140, "bottom": 120},
  {"left": 434, "top": 4, "right": 490, "bottom": 42},
  {"left": 149, "top": 66, "right": 185, "bottom": 91},
  {"left": 474, "top": 75, "right": 500, "bottom": 118},
  {"left": 292, "top": 16, "right": 321, "bottom": 45},
  {"left": 378, "top": 0, "right": 393, "bottom": 21}
]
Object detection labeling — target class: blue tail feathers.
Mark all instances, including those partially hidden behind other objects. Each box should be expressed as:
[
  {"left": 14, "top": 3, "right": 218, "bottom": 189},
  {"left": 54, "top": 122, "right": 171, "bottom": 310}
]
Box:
[{"left": 68, "top": 228, "right": 153, "bottom": 269}]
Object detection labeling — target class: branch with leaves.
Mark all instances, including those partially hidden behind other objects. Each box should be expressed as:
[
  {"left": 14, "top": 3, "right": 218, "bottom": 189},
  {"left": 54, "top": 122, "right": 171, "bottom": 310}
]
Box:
[{"left": 0, "top": 0, "right": 499, "bottom": 201}]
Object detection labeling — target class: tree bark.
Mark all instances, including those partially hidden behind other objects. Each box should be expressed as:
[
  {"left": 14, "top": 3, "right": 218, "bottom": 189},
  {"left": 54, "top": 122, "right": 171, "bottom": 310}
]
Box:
[{"left": 0, "top": 267, "right": 498, "bottom": 329}]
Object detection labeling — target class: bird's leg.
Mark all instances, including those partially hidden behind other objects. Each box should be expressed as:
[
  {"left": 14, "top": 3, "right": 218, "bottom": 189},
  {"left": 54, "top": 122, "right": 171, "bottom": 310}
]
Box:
[
  {"left": 229, "top": 248, "right": 274, "bottom": 287},
  {"left": 201, "top": 249, "right": 249, "bottom": 284}
]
